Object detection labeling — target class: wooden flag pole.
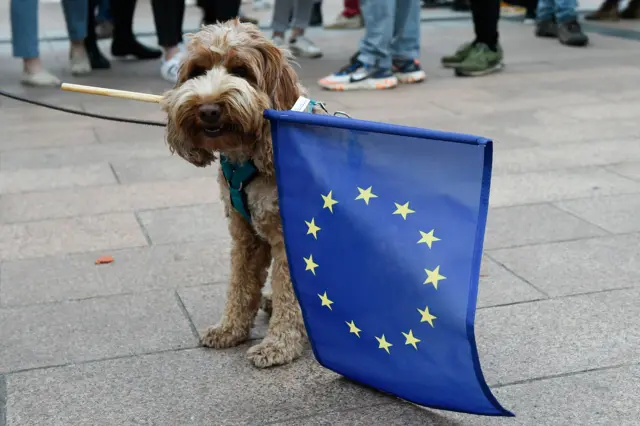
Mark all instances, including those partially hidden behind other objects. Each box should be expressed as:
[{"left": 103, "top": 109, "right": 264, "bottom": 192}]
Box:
[{"left": 60, "top": 83, "right": 164, "bottom": 104}]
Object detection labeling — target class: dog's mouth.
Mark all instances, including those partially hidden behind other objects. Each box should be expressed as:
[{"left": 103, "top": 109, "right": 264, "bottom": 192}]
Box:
[{"left": 203, "top": 126, "right": 224, "bottom": 138}]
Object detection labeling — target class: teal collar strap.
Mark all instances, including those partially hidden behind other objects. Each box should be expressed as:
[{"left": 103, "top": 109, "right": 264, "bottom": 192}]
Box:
[{"left": 220, "top": 154, "right": 258, "bottom": 223}]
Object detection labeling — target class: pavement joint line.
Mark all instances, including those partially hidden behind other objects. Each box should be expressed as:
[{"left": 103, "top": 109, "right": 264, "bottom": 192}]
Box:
[
  {"left": 174, "top": 289, "right": 203, "bottom": 342},
  {"left": 604, "top": 166, "right": 640, "bottom": 183},
  {"left": 485, "top": 229, "right": 640, "bottom": 252},
  {"left": 108, "top": 163, "right": 122, "bottom": 184},
  {"left": 547, "top": 202, "right": 615, "bottom": 236},
  {"left": 491, "top": 360, "right": 640, "bottom": 389},
  {"left": 0, "top": 374, "right": 6, "bottom": 426},
  {"left": 476, "top": 286, "right": 636, "bottom": 311},
  {"left": 483, "top": 252, "right": 551, "bottom": 298}
]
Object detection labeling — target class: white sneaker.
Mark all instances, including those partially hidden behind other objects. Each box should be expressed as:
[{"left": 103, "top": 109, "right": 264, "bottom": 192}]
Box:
[
  {"left": 161, "top": 52, "right": 183, "bottom": 84},
  {"left": 252, "top": 0, "right": 272, "bottom": 10},
  {"left": 20, "top": 69, "right": 62, "bottom": 87},
  {"left": 324, "top": 13, "right": 363, "bottom": 30},
  {"left": 272, "top": 35, "right": 286, "bottom": 48},
  {"left": 288, "top": 35, "right": 322, "bottom": 58},
  {"left": 70, "top": 49, "right": 91, "bottom": 76}
]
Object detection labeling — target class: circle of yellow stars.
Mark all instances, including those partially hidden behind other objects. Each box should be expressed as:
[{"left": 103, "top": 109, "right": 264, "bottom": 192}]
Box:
[{"left": 302, "top": 186, "right": 444, "bottom": 355}]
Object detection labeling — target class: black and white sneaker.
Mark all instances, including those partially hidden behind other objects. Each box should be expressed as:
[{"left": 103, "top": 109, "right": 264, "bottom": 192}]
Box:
[{"left": 318, "top": 59, "right": 398, "bottom": 91}]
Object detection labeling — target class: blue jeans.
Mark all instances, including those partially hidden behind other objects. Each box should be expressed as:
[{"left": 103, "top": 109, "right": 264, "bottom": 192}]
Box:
[
  {"left": 536, "top": 0, "right": 578, "bottom": 23},
  {"left": 357, "top": 0, "right": 421, "bottom": 70},
  {"left": 10, "top": 0, "right": 88, "bottom": 58},
  {"left": 96, "top": 0, "right": 112, "bottom": 23}
]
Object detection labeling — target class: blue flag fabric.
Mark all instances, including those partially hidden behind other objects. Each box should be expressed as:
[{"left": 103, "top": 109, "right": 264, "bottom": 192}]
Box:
[{"left": 265, "top": 109, "right": 513, "bottom": 417}]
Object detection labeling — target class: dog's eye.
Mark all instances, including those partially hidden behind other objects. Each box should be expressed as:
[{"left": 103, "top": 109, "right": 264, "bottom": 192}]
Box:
[
  {"left": 188, "top": 67, "right": 207, "bottom": 80},
  {"left": 229, "top": 66, "right": 249, "bottom": 79}
]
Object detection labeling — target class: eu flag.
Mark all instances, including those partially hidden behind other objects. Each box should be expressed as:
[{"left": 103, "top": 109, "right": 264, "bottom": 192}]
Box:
[{"left": 265, "top": 109, "right": 513, "bottom": 417}]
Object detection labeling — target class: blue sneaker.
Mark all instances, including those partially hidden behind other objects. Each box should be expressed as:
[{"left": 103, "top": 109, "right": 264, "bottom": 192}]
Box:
[
  {"left": 392, "top": 58, "right": 427, "bottom": 84},
  {"left": 318, "top": 59, "right": 398, "bottom": 91}
]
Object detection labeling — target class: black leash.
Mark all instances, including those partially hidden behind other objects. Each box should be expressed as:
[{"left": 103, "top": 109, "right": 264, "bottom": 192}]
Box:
[{"left": 0, "top": 88, "right": 166, "bottom": 127}]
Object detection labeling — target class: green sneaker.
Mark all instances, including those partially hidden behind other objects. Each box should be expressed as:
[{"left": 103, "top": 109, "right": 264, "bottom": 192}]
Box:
[
  {"left": 441, "top": 42, "right": 474, "bottom": 68},
  {"left": 454, "top": 43, "right": 505, "bottom": 77}
]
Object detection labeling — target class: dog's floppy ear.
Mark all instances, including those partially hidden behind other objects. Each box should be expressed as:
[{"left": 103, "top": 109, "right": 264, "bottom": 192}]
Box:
[{"left": 258, "top": 42, "right": 301, "bottom": 110}]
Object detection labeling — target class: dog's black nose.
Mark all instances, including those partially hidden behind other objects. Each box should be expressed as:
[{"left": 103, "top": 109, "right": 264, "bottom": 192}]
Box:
[{"left": 199, "top": 104, "right": 222, "bottom": 126}]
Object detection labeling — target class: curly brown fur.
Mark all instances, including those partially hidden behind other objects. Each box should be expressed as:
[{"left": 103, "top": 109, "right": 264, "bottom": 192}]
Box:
[{"left": 162, "top": 19, "right": 311, "bottom": 368}]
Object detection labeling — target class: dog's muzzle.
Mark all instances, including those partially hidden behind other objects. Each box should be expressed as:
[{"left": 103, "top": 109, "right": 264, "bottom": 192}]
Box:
[{"left": 199, "top": 103, "right": 224, "bottom": 137}]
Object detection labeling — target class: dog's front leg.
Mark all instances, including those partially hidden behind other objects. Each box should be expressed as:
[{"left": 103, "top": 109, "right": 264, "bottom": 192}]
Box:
[
  {"left": 247, "top": 239, "right": 307, "bottom": 368},
  {"left": 201, "top": 211, "right": 272, "bottom": 349}
]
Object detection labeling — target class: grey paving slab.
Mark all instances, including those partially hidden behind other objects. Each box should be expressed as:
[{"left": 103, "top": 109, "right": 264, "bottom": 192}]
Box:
[
  {"left": 0, "top": 163, "right": 116, "bottom": 195},
  {"left": 92, "top": 121, "right": 167, "bottom": 144},
  {"left": 178, "top": 284, "right": 270, "bottom": 341},
  {"left": 443, "top": 364, "right": 640, "bottom": 426},
  {"left": 137, "top": 203, "right": 229, "bottom": 245},
  {"left": 0, "top": 239, "right": 231, "bottom": 307},
  {"left": 5, "top": 347, "right": 389, "bottom": 426},
  {"left": 558, "top": 100, "right": 640, "bottom": 121},
  {"left": 477, "top": 256, "right": 546, "bottom": 308},
  {"left": 0, "top": 213, "right": 147, "bottom": 261},
  {"left": 489, "top": 167, "right": 640, "bottom": 207},
  {"left": 484, "top": 203, "right": 608, "bottom": 250},
  {"left": 0, "top": 140, "right": 170, "bottom": 171},
  {"left": 0, "top": 176, "right": 219, "bottom": 223},
  {"left": 275, "top": 403, "right": 462, "bottom": 426},
  {"left": 110, "top": 156, "right": 216, "bottom": 184},
  {"left": 504, "top": 119, "right": 640, "bottom": 145},
  {"left": 0, "top": 291, "right": 196, "bottom": 374},
  {"left": 489, "top": 233, "right": 640, "bottom": 297},
  {"left": 608, "top": 161, "right": 640, "bottom": 181},
  {"left": 0, "top": 124, "right": 98, "bottom": 151},
  {"left": 475, "top": 288, "right": 640, "bottom": 385},
  {"left": 492, "top": 139, "right": 640, "bottom": 175},
  {"left": 555, "top": 193, "right": 640, "bottom": 234}
]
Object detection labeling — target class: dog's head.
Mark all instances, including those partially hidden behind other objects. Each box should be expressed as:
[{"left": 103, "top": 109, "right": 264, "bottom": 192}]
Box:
[{"left": 161, "top": 19, "right": 301, "bottom": 172}]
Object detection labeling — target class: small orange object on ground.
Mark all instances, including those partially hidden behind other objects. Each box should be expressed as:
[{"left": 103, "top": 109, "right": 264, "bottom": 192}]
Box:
[{"left": 95, "top": 255, "right": 114, "bottom": 265}]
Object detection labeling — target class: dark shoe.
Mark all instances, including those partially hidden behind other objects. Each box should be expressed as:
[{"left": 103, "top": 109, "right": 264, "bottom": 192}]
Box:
[
  {"left": 535, "top": 19, "right": 558, "bottom": 37},
  {"left": 85, "top": 39, "right": 111, "bottom": 69},
  {"left": 111, "top": 38, "right": 162, "bottom": 60},
  {"left": 620, "top": 0, "right": 640, "bottom": 18},
  {"left": 585, "top": 0, "right": 620, "bottom": 20},
  {"left": 392, "top": 58, "right": 426, "bottom": 84},
  {"left": 557, "top": 19, "right": 589, "bottom": 46},
  {"left": 239, "top": 15, "right": 260, "bottom": 25},
  {"left": 451, "top": 0, "right": 470, "bottom": 11}
]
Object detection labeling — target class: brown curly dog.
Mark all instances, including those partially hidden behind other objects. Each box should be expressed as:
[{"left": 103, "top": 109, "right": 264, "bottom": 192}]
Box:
[{"left": 161, "top": 19, "right": 321, "bottom": 368}]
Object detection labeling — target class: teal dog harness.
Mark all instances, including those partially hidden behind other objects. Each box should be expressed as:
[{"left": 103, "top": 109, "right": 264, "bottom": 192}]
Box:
[{"left": 220, "top": 154, "right": 258, "bottom": 223}]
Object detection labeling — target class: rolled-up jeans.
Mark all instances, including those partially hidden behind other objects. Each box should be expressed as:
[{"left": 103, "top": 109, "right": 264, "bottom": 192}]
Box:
[
  {"left": 536, "top": 0, "right": 578, "bottom": 22},
  {"left": 11, "top": 0, "right": 88, "bottom": 58},
  {"left": 357, "top": 0, "right": 421, "bottom": 70}
]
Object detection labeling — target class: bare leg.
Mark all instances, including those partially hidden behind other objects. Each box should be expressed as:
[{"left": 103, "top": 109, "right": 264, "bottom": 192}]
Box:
[
  {"left": 247, "top": 240, "right": 306, "bottom": 368},
  {"left": 201, "top": 211, "right": 272, "bottom": 348}
]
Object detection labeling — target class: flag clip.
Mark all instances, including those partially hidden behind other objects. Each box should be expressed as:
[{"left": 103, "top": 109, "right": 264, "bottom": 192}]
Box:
[{"left": 290, "top": 96, "right": 352, "bottom": 119}]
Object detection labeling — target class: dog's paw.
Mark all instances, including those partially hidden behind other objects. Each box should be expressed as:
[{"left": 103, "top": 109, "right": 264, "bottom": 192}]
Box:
[
  {"left": 246, "top": 335, "right": 303, "bottom": 368},
  {"left": 200, "top": 325, "right": 249, "bottom": 349}
]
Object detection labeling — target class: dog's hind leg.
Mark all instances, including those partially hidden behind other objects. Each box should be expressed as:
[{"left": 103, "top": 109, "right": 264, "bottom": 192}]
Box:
[
  {"left": 201, "top": 211, "right": 272, "bottom": 349},
  {"left": 247, "top": 241, "right": 307, "bottom": 368}
]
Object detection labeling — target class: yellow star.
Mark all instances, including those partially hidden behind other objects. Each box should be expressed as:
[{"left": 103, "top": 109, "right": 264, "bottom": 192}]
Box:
[
  {"left": 304, "top": 255, "right": 319, "bottom": 275},
  {"left": 402, "top": 329, "right": 421, "bottom": 350},
  {"left": 417, "top": 305, "right": 437, "bottom": 327},
  {"left": 305, "top": 218, "right": 321, "bottom": 239},
  {"left": 318, "top": 291, "right": 334, "bottom": 310},
  {"left": 417, "top": 229, "right": 440, "bottom": 249},
  {"left": 345, "top": 320, "right": 361, "bottom": 337},
  {"left": 424, "top": 266, "right": 446, "bottom": 289},
  {"left": 355, "top": 186, "right": 378, "bottom": 205},
  {"left": 321, "top": 190, "right": 339, "bottom": 213},
  {"left": 375, "top": 334, "right": 393, "bottom": 354},
  {"left": 392, "top": 202, "right": 415, "bottom": 220}
]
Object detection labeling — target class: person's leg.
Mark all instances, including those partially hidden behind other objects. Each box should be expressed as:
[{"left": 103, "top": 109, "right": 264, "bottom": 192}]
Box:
[
  {"left": 451, "top": 0, "right": 504, "bottom": 76},
  {"left": 151, "top": 0, "right": 186, "bottom": 83},
  {"left": 389, "top": 0, "right": 425, "bottom": 84},
  {"left": 345, "top": 0, "right": 361, "bottom": 16},
  {"left": 554, "top": 0, "right": 589, "bottom": 45},
  {"left": 10, "top": 0, "right": 61, "bottom": 86},
  {"left": 280, "top": 0, "right": 322, "bottom": 57},
  {"left": 85, "top": 0, "right": 111, "bottom": 69},
  {"left": 317, "top": 0, "right": 398, "bottom": 91},
  {"left": 272, "top": 0, "right": 295, "bottom": 40},
  {"left": 61, "top": 0, "right": 92, "bottom": 75},
  {"left": 585, "top": 0, "right": 619, "bottom": 21},
  {"left": 110, "top": 0, "right": 162, "bottom": 59}
]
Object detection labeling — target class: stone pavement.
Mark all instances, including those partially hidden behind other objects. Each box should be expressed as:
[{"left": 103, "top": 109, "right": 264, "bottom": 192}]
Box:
[{"left": 1, "top": 5, "right": 640, "bottom": 426}]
